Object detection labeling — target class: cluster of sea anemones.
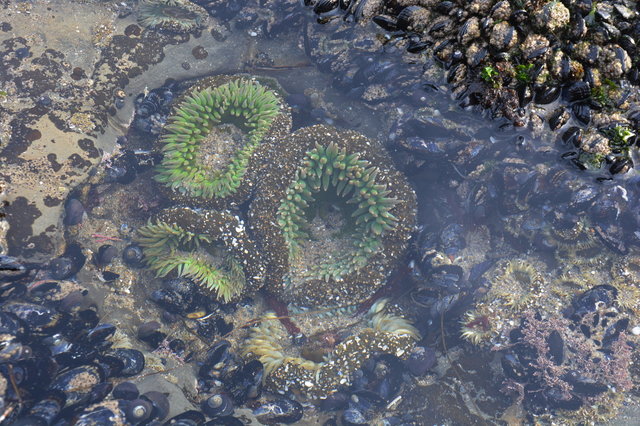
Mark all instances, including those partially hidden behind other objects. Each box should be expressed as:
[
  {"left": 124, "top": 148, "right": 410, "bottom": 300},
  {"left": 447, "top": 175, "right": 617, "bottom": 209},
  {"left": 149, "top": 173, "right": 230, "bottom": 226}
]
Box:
[{"left": 138, "top": 75, "right": 416, "bottom": 308}]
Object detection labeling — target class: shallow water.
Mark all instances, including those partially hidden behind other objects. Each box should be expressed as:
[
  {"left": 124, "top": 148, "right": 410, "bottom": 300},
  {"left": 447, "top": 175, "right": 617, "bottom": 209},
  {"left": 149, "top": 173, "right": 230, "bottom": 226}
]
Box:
[{"left": 1, "top": 0, "right": 640, "bottom": 424}]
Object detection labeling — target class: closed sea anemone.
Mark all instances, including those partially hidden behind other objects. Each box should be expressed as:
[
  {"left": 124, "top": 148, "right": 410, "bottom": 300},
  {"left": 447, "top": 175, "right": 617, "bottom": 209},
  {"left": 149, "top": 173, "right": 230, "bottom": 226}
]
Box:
[
  {"left": 155, "top": 75, "right": 291, "bottom": 208},
  {"left": 249, "top": 125, "right": 416, "bottom": 309},
  {"left": 241, "top": 298, "right": 420, "bottom": 399},
  {"left": 138, "top": 0, "right": 208, "bottom": 34},
  {"left": 135, "top": 206, "right": 265, "bottom": 302}
]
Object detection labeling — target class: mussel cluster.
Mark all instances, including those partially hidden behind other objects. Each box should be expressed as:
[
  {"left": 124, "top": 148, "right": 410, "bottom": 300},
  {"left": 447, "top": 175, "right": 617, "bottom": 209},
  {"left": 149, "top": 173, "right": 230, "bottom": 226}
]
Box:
[
  {"left": 196, "top": 339, "right": 303, "bottom": 424},
  {"left": 319, "top": 350, "right": 434, "bottom": 425},
  {"left": 302, "top": 0, "right": 640, "bottom": 175},
  {"left": 499, "top": 285, "right": 633, "bottom": 420},
  {"left": 0, "top": 275, "right": 152, "bottom": 424},
  {"left": 133, "top": 83, "right": 178, "bottom": 136}
]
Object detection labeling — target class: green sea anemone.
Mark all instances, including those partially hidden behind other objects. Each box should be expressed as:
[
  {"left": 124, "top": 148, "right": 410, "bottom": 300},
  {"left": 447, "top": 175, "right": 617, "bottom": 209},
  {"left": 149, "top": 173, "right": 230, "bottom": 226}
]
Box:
[
  {"left": 138, "top": 0, "right": 208, "bottom": 34},
  {"left": 155, "top": 75, "right": 291, "bottom": 208},
  {"left": 135, "top": 206, "right": 265, "bottom": 302},
  {"left": 249, "top": 125, "right": 416, "bottom": 309}
]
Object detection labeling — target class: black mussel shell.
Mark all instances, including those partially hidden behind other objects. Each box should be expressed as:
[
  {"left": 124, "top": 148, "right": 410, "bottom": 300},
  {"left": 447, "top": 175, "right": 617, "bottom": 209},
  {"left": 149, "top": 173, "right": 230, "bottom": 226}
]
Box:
[
  {"left": 601, "top": 317, "right": 629, "bottom": 349},
  {"left": 104, "top": 348, "right": 145, "bottom": 377},
  {"left": 66, "top": 308, "right": 101, "bottom": 340},
  {"left": 49, "top": 258, "right": 78, "bottom": 281},
  {"left": 548, "top": 107, "right": 569, "bottom": 131},
  {"left": 313, "top": 0, "right": 338, "bottom": 14},
  {"left": 125, "top": 398, "right": 154, "bottom": 423},
  {"left": 3, "top": 302, "right": 63, "bottom": 336},
  {"left": 164, "top": 410, "right": 206, "bottom": 425},
  {"left": 122, "top": 244, "right": 145, "bottom": 268},
  {"left": 619, "top": 34, "right": 636, "bottom": 55},
  {"left": 572, "top": 285, "right": 618, "bottom": 317},
  {"left": 141, "top": 391, "right": 170, "bottom": 421},
  {"left": 22, "top": 390, "right": 66, "bottom": 425},
  {"left": 204, "top": 415, "right": 244, "bottom": 426},
  {"left": 49, "top": 243, "right": 86, "bottom": 280},
  {"left": 202, "top": 393, "right": 234, "bottom": 418},
  {"left": 343, "top": 407, "right": 367, "bottom": 425},
  {"left": 138, "top": 321, "right": 167, "bottom": 349},
  {"left": 566, "top": 81, "right": 591, "bottom": 102},
  {"left": 407, "top": 39, "right": 429, "bottom": 53},
  {"left": 100, "top": 271, "right": 120, "bottom": 282},
  {"left": 227, "top": 359, "right": 263, "bottom": 404},
  {"left": 572, "top": 103, "right": 591, "bottom": 126},
  {"left": 0, "top": 255, "right": 32, "bottom": 282},
  {"left": 562, "top": 126, "right": 583, "bottom": 147},
  {"left": 104, "top": 150, "right": 139, "bottom": 184},
  {"left": 196, "top": 312, "right": 233, "bottom": 339},
  {"left": 93, "top": 245, "right": 118, "bottom": 269},
  {"left": 89, "top": 382, "right": 113, "bottom": 404},
  {"left": 199, "top": 340, "right": 233, "bottom": 379},
  {"left": 73, "top": 403, "right": 126, "bottom": 425},
  {"left": 85, "top": 323, "right": 117, "bottom": 344},
  {"left": 1, "top": 356, "right": 59, "bottom": 393},
  {"left": 609, "top": 157, "right": 632, "bottom": 175},
  {"left": 169, "top": 338, "right": 186, "bottom": 358},
  {"left": 501, "top": 353, "right": 528, "bottom": 382},
  {"left": 0, "top": 337, "right": 27, "bottom": 364},
  {"left": 546, "top": 330, "right": 564, "bottom": 365},
  {"left": 150, "top": 278, "right": 200, "bottom": 315},
  {"left": 0, "top": 310, "right": 27, "bottom": 336},
  {"left": 467, "top": 45, "right": 488, "bottom": 68},
  {"left": 54, "top": 343, "right": 99, "bottom": 367},
  {"left": 112, "top": 381, "right": 140, "bottom": 400},
  {"left": 397, "top": 5, "right": 423, "bottom": 31},
  {"left": 563, "top": 370, "right": 608, "bottom": 396},
  {"left": 319, "top": 392, "right": 349, "bottom": 411},
  {"left": 50, "top": 364, "right": 104, "bottom": 406},
  {"left": 253, "top": 398, "right": 303, "bottom": 425},
  {"left": 534, "top": 85, "right": 561, "bottom": 104},
  {"left": 96, "top": 353, "right": 125, "bottom": 378},
  {"left": 405, "top": 346, "right": 436, "bottom": 376},
  {"left": 63, "top": 198, "right": 85, "bottom": 226},
  {"left": 372, "top": 15, "right": 398, "bottom": 32}
]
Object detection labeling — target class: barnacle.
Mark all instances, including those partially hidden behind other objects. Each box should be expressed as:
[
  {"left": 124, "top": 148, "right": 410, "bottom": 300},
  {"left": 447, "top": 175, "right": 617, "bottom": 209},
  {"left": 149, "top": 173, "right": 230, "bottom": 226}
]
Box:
[
  {"left": 155, "top": 75, "right": 291, "bottom": 208},
  {"left": 138, "top": 0, "right": 208, "bottom": 34},
  {"left": 249, "top": 125, "right": 416, "bottom": 309},
  {"left": 135, "top": 206, "right": 264, "bottom": 302},
  {"left": 241, "top": 299, "right": 419, "bottom": 399}
]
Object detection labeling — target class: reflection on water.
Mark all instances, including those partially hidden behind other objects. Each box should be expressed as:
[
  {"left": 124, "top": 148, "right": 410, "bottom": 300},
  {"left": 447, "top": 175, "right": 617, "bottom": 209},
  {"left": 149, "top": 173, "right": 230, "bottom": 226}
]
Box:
[{"left": 1, "top": 0, "right": 640, "bottom": 424}]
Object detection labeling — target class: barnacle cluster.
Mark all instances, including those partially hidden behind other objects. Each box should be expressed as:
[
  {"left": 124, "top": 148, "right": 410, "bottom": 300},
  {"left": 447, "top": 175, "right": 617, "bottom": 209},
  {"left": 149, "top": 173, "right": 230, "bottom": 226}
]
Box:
[
  {"left": 138, "top": 0, "right": 209, "bottom": 34},
  {"left": 155, "top": 75, "right": 291, "bottom": 208},
  {"left": 135, "top": 206, "right": 264, "bottom": 302},
  {"left": 241, "top": 299, "right": 420, "bottom": 399},
  {"left": 250, "top": 125, "right": 416, "bottom": 309}
]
